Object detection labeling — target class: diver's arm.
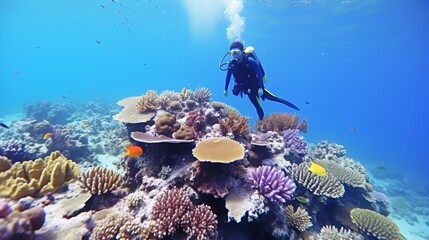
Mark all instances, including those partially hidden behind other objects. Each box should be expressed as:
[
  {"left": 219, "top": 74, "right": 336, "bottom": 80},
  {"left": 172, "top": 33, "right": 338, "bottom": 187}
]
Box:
[{"left": 224, "top": 66, "right": 233, "bottom": 93}]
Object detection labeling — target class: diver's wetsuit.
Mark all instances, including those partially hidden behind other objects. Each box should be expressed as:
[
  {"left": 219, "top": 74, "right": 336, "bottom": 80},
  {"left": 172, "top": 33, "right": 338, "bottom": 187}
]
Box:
[{"left": 224, "top": 54, "right": 299, "bottom": 120}]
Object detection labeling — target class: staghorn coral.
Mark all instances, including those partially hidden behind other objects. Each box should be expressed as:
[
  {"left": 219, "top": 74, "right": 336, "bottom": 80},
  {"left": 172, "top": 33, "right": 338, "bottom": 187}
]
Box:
[
  {"left": 182, "top": 204, "right": 218, "bottom": 240},
  {"left": 158, "top": 90, "right": 181, "bottom": 110},
  {"left": 284, "top": 205, "right": 313, "bottom": 232},
  {"left": 290, "top": 163, "right": 345, "bottom": 198},
  {"left": 113, "top": 96, "right": 156, "bottom": 124},
  {"left": 155, "top": 113, "right": 181, "bottom": 137},
  {"left": 218, "top": 112, "right": 250, "bottom": 138},
  {"left": 248, "top": 165, "right": 296, "bottom": 203},
  {"left": 92, "top": 212, "right": 141, "bottom": 240},
  {"left": 255, "top": 113, "right": 307, "bottom": 133},
  {"left": 136, "top": 90, "right": 158, "bottom": 113},
  {"left": 283, "top": 129, "right": 307, "bottom": 158},
  {"left": 192, "top": 137, "right": 245, "bottom": 163},
  {"left": 318, "top": 225, "right": 353, "bottom": 240},
  {"left": 192, "top": 87, "right": 212, "bottom": 106},
  {"left": 0, "top": 151, "right": 80, "bottom": 199},
  {"left": 316, "top": 159, "right": 366, "bottom": 188},
  {"left": 148, "top": 187, "right": 193, "bottom": 238},
  {"left": 350, "top": 208, "right": 403, "bottom": 240},
  {"left": 80, "top": 166, "right": 123, "bottom": 195}
]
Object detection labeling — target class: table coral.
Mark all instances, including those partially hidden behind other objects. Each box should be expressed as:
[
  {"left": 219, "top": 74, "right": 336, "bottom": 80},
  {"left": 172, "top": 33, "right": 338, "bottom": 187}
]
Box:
[{"left": 192, "top": 137, "right": 244, "bottom": 163}]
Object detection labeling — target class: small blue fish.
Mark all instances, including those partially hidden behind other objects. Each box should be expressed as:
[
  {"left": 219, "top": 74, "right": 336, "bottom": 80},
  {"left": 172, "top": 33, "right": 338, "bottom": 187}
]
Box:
[{"left": 0, "top": 123, "right": 9, "bottom": 129}]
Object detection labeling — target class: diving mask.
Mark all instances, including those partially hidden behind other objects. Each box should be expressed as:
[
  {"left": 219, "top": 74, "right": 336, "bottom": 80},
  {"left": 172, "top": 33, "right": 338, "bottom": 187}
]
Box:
[{"left": 229, "top": 48, "right": 242, "bottom": 59}]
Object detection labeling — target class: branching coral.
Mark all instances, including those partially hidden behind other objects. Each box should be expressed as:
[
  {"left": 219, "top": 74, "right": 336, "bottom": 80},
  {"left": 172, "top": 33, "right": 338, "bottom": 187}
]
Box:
[
  {"left": 218, "top": 112, "right": 250, "bottom": 138},
  {"left": 148, "top": 187, "right": 193, "bottom": 238},
  {"left": 284, "top": 205, "right": 313, "bottom": 232},
  {"left": 350, "top": 208, "right": 403, "bottom": 240},
  {"left": 92, "top": 212, "right": 141, "bottom": 240},
  {"left": 0, "top": 151, "right": 80, "bottom": 199},
  {"left": 318, "top": 225, "right": 352, "bottom": 240},
  {"left": 155, "top": 113, "right": 181, "bottom": 137},
  {"left": 255, "top": 113, "right": 307, "bottom": 133},
  {"left": 283, "top": 129, "right": 307, "bottom": 158},
  {"left": 290, "top": 163, "right": 345, "bottom": 198},
  {"left": 182, "top": 204, "right": 218, "bottom": 240},
  {"left": 192, "top": 87, "right": 212, "bottom": 106},
  {"left": 248, "top": 165, "right": 296, "bottom": 203},
  {"left": 80, "top": 166, "right": 123, "bottom": 195},
  {"left": 136, "top": 90, "right": 158, "bottom": 113}
]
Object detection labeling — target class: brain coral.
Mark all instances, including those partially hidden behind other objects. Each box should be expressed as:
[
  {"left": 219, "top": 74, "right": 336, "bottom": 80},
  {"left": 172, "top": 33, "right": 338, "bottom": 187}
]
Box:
[
  {"left": 350, "top": 208, "right": 404, "bottom": 240},
  {"left": 290, "top": 163, "right": 345, "bottom": 198}
]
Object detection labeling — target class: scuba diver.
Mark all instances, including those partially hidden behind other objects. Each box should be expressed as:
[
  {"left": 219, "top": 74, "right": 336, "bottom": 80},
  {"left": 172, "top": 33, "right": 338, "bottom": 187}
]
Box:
[{"left": 219, "top": 41, "right": 299, "bottom": 120}]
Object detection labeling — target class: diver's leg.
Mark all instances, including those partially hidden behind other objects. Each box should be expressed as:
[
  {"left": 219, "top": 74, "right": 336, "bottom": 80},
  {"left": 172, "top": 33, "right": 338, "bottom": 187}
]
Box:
[
  {"left": 263, "top": 89, "right": 300, "bottom": 111},
  {"left": 248, "top": 93, "right": 264, "bottom": 120}
]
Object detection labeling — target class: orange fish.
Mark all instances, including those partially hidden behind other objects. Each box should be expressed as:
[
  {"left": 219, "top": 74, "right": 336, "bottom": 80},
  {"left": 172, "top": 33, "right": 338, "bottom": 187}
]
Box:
[
  {"left": 123, "top": 145, "right": 143, "bottom": 157},
  {"left": 82, "top": 121, "right": 90, "bottom": 126},
  {"left": 43, "top": 132, "right": 53, "bottom": 139}
]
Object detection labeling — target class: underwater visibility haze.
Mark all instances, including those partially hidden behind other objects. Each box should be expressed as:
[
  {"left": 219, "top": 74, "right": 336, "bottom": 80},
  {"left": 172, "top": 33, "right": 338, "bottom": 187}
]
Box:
[{"left": 1, "top": 0, "right": 428, "bottom": 239}]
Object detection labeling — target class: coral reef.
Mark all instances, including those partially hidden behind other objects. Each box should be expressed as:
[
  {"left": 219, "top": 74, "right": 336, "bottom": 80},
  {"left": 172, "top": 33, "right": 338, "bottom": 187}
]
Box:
[
  {"left": 318, "top": 225, "right": 353, "bottom": 240},
  {"left": 25, "top": 101, "right": 73, "bottom": 125},
  {"left": 155, "top": 113, "right": 181, "bottom": 137},
  {"left": 218, "top": 112, "right": 250, "bottom": 139},
  {"left": 350, "top": 208, "right": 403, "bottom": 240},
  {"left": 182, "top": 204, "right": 218, "bottom": 240},
  {"left": 136, "top": 90, "right": 158, "bottom": 113},
  {"left": 113, "top": 96, "right": 156, "bottom": 124},
  {"left": 255, "top": 113, "right": 307, "bottom": 133},
  {"left": 283, "top": 129, "right": 307, "bottom": 159},
  {"left": 0, "top": 139, "right": 36, "bottom": 162},
  {"left": 0, "top": 200, "right": 46, "bottom": 240},
  {"left": 80, "top": 166, "right": 123, "bottom": 195},
  {"left": 290, "top": 162, "right": 345, "bottom": 198},
  {"left": 0, "top": 151, "right": 80, "bottom": 199},
  {"left": 248, "top": 165, "right": 296, "bottom": 203},
  {"left": 284, "top": 205, "right": 313, "bottom": 232}
]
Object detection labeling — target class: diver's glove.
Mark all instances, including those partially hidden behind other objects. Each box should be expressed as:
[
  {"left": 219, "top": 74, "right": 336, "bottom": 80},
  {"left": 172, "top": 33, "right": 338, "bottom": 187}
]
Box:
[
  {"left": 258, "top": 88, "right": 265, "bottom": 100},
  {"left": 223, "top": 89, "right": 228, "bottom": 97}
]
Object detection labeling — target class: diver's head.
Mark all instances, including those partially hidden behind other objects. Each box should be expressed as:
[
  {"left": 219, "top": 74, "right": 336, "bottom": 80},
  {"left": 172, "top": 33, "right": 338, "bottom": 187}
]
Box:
[{"left": 229, "top": 41, "right": 244, "bottom": 63}]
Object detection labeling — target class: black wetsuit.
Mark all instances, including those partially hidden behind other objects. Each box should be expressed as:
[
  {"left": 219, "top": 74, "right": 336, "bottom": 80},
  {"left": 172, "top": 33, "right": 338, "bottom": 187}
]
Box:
[{"left": 224, "top": 54, "right": 299, "bottom": 120}]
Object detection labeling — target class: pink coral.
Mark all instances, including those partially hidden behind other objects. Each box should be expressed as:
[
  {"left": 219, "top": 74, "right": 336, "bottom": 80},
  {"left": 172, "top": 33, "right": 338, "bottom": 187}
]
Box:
[
  {"left": 182, "top": 204, "right": 218, "bottom": 240},
  {"left": 149, "top": 187, "right": 193, "bottom": 238}
]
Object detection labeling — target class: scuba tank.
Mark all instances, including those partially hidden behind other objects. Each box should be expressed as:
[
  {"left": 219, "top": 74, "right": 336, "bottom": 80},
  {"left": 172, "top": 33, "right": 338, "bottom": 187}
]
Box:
[{"left": 243, "top": 46, "right": 267, "bottom": 83}]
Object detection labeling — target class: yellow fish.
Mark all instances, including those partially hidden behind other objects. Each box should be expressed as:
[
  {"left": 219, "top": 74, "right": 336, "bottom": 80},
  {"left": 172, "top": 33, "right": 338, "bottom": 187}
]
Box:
[
  {"left": 307, "top": 160, "right": 326, "bottom": 177},
  {"left": 43, "top": 132, "right": 53, "bottom": 139}
]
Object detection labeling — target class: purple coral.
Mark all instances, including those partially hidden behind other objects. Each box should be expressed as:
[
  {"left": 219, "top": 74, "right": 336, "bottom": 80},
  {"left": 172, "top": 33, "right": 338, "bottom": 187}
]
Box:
[
  {"left": 0, "top": 139, "right": 34, "bottom": 162},
  {"left": 249, "top": 165, "right": 296, "bottom": 203},
  {"left": 283, "top": 129, "right": 307, "bottom": 158}
]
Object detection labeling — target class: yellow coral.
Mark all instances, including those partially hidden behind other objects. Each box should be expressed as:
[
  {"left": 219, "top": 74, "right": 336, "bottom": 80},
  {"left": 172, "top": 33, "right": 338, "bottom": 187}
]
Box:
[
  {"left": 350, "top": 208, "right": 404, "bottom": 240},
  {"left": 0, "top": 151, "right": 80, "bottom": 199},
  {"left": 192, "top": 137, "right": 244, "bottom": 163}
]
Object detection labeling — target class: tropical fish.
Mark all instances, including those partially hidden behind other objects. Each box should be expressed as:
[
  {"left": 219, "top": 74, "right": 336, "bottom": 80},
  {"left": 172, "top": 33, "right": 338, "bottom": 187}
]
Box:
[
  {"left": 82, "top": 121, "right": 90, "bottom": 126},
  {"left": 307, "top": 160, "right": 327, "bottom": 177},
  {"left": 123, "top": 145, "right": 143, "bottom": 157},
  {"left": 296, "top": 196, "right": 309, "bottom": 204},
  {"left": 0, "top": 123, "right": 9, "bottom": 129},
  {"left": 43, "top": 132, "right": 53, "bottom": 139}
]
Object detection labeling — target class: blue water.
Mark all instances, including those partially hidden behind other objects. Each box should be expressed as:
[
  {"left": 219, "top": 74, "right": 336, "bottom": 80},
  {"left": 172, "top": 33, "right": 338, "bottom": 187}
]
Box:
[{"left": 1, "top": 0, "right": 428, "bottom": 181}]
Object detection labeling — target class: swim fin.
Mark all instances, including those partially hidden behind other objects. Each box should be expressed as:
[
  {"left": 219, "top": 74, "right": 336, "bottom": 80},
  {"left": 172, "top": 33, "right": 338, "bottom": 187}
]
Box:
[{"left": 282, "top": 99, "right": 300, "bottom": 111}]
